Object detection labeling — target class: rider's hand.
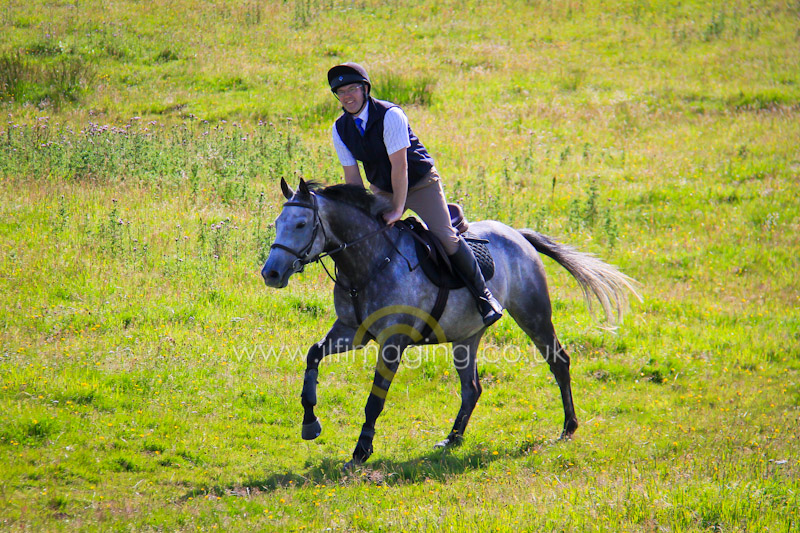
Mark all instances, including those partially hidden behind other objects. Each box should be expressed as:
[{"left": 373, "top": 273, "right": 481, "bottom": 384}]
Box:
[{"left": 382, "top": 207, "right": 405, "bottom": 225}]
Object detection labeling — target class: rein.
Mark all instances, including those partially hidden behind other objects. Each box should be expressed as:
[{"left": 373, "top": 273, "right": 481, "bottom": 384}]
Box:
[
  {"left": 270, "top": 193, "right": 403, "bottom": 325},
  {"left": 269, "top": 193, "right": 394, "bottom": 271}
]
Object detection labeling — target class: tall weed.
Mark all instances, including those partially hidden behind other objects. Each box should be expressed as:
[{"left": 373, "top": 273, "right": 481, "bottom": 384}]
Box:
[
  {"left": 568, "top": 180, "right": 619, "bottom": 251},
  {"left": 0, "top": 51, "right": 94, "bottom": 108},
  {"left": 373, "top": 72, "right": 436, "bottom": 106},
  {"left": 0, "top": 118, "right": 305, "bottom": 195}
]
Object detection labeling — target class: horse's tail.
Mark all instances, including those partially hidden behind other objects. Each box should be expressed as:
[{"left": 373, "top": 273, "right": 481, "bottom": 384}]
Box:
[{"left": 517, "top": 229, "right": 642, "bottom": 325}]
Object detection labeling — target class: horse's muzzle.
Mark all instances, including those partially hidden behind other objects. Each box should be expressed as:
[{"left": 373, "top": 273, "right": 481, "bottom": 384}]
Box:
[
  {"left": 262, "top": 246, "right": 309, "bottom": 288},
  {"left": 261, "top": 265, "right": 287, "bottom": 288},
  {"left": 261, "top": 254, "right": 292, "bottom": 288}
]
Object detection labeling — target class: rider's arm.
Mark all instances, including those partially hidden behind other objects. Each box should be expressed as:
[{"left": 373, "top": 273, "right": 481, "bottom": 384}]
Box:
[
  {"left": 343, "top": 165, "right": 364, "bottom": 187},
  {"left": 333, "top": 123, "right": 364, "bottom": 187},
  {"left": 384, "top": 149, "right": 408, "bottom": 224},
  {"left": 383, "top": 107, "right": 412, "bottom": 224}
]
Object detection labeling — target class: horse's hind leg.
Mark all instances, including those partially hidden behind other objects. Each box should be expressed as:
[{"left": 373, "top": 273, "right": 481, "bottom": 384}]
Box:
[
  {"left": 435, "top": 332, "right": 484, "bottom": 448},
  {"left": 512, "top": 313, "right": 578, "bottom": 439},
  {"left": 542, "top": 332, "right": 579, "bottom": 439}
]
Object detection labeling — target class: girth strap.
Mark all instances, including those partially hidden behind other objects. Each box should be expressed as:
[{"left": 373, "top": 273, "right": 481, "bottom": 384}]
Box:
[
  {"left": 350, "top": 288, "right": 364, "bottom": 327},
  {"left": 420, "top": 284, "right": 449, "bottom": 344},
  {"left": 352, "top": 282, "right": 448, "bottom": 345},
  {"left": 319, "top": 218, "right": 450, "bottom": 344}
]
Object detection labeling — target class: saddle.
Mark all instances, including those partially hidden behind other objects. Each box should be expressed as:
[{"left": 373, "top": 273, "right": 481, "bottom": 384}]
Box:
[
  {"left": 401, "top": 204, "right": 495, "bottom": 290},
  {"left": 379, "top": 204, "right": 495, "bottom": 344}
]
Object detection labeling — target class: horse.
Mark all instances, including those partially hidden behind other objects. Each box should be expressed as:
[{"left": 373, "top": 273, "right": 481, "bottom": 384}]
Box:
[{"left": 261, "top": 178, "right": 640, "bottom": 470}]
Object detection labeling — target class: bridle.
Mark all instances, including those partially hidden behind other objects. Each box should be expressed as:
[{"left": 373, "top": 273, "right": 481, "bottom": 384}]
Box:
[
  {"left": 269, "top": 191, "right": 427, "bottom": 327},
  {"left": 269, "top": 193, "right": 327, "bottom": 273},
  {"left": 269, "top": 192, "right": 394, "bottom": 273}
]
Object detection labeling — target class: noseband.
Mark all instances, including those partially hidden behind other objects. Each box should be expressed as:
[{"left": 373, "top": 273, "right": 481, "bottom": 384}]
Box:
[{"left": 269, "top": 194, "right": 327, "bottom": 273}]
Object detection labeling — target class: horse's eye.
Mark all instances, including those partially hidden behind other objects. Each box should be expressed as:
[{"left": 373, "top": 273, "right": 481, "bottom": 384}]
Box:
[{"left": 296, "top": 222, "right": 307, "bottom": 229}]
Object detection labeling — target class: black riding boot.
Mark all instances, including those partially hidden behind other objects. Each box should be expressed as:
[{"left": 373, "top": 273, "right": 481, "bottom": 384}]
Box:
[{"left": 449, "top": 237, "right": 503, "bottom": 326}]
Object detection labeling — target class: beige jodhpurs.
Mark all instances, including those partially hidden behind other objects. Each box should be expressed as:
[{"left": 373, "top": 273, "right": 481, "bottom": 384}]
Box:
[{"left": 370, "top": 168, "right": 460, "bottom": 255}]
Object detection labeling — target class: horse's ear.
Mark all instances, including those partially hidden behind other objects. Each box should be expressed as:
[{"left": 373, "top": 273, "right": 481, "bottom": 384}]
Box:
[
  {"left": 298, "top": 178, "right": 310, "bottom": 196},
  {"left": 280, "top": 177, "right": 293, "bottom": 200}
]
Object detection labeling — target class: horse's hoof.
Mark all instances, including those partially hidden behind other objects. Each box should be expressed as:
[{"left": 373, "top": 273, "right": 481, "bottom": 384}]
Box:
[
  {"left": 301, "top": 418, "right": 322, "bottom": 440},
  {"left": 434, "top": 435, "right": 462, "bottom": 449},
  {"left": 560, "top": 419, "right": 579, "bottom": 440},
  {"left": 352, "top": 441, "right": 373, "bottom": 463},
  {"left": 343, "top": 441, "right": 372, "bottom": 472}
]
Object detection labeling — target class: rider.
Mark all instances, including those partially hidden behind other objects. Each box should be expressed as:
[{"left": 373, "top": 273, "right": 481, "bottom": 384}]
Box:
[{"left": 327, "top": 62, "right": 503, "bottom": 326}]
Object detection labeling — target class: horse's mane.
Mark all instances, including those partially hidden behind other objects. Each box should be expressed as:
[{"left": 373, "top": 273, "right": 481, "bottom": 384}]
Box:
[{"left": 306, "top": 182, "right": 390, "bottom": 218}]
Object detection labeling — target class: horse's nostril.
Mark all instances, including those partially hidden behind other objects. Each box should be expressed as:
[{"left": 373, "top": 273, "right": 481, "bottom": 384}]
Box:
[{"left": 267, "top": 270, "right": 279, "bottom": 279}]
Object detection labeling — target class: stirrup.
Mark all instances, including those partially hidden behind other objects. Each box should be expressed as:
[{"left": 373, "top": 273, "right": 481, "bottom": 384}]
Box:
[{"left": 479, "top": 291, "right": 503, "bottom": 326}]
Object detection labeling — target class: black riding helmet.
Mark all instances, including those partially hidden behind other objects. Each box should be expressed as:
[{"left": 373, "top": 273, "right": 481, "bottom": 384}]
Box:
[{"left": 327, "top": 62, "right": 371, "bottom": 95}]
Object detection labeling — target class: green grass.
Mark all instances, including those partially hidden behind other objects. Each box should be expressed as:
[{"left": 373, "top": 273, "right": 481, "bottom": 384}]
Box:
[{"left": 1, "top": 0, "right": 799, "bottom": 530}]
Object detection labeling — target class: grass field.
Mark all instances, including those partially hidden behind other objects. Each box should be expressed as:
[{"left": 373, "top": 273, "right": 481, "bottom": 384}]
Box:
[{"left": 1, "top": 0, "right": 799, "bottom": 531}]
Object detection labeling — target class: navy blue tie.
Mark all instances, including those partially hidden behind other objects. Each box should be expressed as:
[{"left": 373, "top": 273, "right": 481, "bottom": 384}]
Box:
[{"left": 354, "top": 118, "right": 365, "bottom": 136}]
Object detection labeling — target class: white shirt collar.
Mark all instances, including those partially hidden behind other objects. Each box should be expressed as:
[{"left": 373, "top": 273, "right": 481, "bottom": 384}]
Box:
[{"left": 354, "top": 102, "right": 369, "bottom": 125}]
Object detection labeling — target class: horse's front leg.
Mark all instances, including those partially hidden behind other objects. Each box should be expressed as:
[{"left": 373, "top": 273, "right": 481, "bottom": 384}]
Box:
[
  {"left": 345, "top": 336, "right": 409, "bottom": 470},
  {"left": 301, "top": 320, "right": 368, "bottom": 440}
]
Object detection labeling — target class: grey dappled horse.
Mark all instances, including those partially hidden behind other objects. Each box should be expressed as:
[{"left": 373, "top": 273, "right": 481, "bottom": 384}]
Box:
[{"left": 262, "top": 179, "right": 639, "bottom": 469}]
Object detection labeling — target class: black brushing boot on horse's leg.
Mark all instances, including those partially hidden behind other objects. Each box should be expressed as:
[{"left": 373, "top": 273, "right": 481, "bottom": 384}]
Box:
[{"left": 449, "top": 237, "right": 503, "bottom": 326}]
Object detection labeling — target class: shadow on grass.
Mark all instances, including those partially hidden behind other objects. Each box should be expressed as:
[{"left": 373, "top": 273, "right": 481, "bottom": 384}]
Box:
[{"left": 179, "top": 436, "right": 558, "bottom": 500}]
